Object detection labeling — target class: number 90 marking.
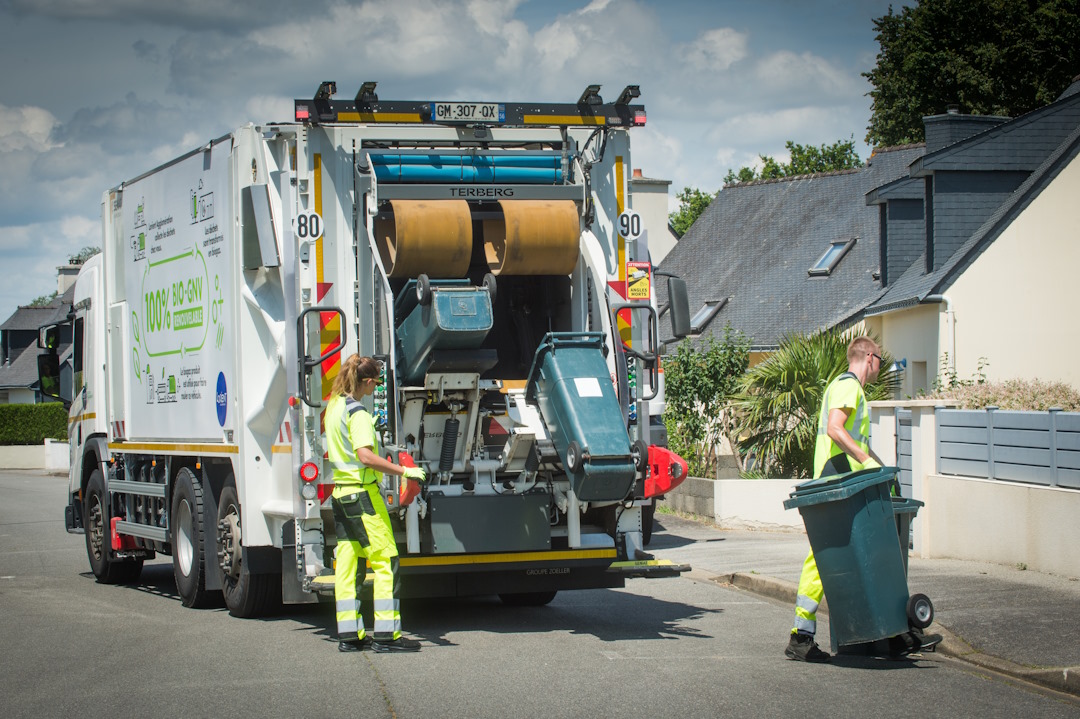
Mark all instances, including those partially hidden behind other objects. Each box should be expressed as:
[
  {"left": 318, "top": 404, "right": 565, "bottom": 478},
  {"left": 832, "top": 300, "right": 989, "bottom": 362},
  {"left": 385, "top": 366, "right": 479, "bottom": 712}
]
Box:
[
  {"left": 295, "top": 211, "right": 323, "bottom": 240},
  {"left": 618, "top": 210, "right": 642, "bottom": 240}
]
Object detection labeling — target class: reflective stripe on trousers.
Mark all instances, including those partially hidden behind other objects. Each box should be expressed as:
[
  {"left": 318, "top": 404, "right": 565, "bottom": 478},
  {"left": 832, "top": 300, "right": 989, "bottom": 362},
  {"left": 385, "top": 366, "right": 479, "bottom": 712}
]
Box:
[
  {"left": 335, "top": 536, "right": 369, "bottom": 639},
  {"left": 334, "top": 545, "right": 401, "bottom": 641},
  {"left": 792, "top": 550, "right": 823, "bottom": 636}
]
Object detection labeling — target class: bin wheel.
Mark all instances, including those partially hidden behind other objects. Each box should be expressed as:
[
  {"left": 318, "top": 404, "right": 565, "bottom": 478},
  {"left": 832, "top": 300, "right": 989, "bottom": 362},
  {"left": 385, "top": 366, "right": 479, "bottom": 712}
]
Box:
[
  {"left": 483, "top": 273, "right": 497, "bottom": 303},
  {"left": 907, "top": 593, "right": 934, "bottom": 629},
  {"left": 566, "top": 441, "right": 583, "bottom": 474},
  {"left": 632, "top": 439, "right": 649, "bottom": 473},
  {"left": 416, "top": 274, "right": 432, "bottom": 306}
]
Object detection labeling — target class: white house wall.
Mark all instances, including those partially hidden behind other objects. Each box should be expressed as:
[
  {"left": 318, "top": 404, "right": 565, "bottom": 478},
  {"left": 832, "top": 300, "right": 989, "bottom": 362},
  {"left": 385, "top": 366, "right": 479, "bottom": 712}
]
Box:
[
  {"left": 946, "top": 151, "right": 1080, "bottom": 388},
  {"left": 867, "top": 305, "right": 942, "bottom": 397}
]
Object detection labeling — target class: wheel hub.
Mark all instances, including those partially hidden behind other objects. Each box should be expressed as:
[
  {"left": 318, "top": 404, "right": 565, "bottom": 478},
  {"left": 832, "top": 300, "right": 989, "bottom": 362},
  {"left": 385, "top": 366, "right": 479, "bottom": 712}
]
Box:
[{"left": 218, "top": 511, "right": 242, "bottom": 579}]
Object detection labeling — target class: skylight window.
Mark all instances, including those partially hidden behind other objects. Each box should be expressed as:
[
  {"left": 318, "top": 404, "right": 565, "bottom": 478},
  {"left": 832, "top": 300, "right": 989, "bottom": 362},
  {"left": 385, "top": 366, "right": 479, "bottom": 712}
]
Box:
[
  {"left": 809, "top": 238, "right": 856, "bottom": 276},
  {"left": 690, "top": 298, "right": 728, "bottom": 334}
]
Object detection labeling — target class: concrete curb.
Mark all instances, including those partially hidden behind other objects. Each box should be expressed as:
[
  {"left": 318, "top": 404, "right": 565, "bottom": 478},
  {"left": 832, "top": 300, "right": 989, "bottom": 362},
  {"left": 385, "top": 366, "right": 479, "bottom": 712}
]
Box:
[{"left": 687, "top": 568, "right": 1080, "bottom": 697}]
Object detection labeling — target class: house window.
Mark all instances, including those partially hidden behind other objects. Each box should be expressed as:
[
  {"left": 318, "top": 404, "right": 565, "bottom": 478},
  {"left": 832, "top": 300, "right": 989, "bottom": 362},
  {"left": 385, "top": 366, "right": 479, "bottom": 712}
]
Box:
[
  {"left": 809, "top": 238, "right": 856, "bottom": 276},
  {"left": 690, "top": 298, "right": 728, "bottom": 334}
]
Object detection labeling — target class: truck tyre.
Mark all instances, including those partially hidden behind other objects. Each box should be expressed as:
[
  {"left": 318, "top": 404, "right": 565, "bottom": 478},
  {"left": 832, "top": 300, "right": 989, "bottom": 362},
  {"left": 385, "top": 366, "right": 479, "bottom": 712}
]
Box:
[
  {"left": 499, "top": 591, "right": 557, "bottom": 607},
  {"left": 217, "top": 478, "right": 281, "bottom": 618},
  {"left": 84, "top": 469, "right": 143, "bottom": 584},
  {"left": 171, "top": 467, "right": 215, "bottom": 608}
]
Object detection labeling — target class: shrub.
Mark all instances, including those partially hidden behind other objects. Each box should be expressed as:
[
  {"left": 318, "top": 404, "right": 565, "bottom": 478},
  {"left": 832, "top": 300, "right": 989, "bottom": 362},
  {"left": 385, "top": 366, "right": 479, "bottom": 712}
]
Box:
[
  {"left": 662, "top": 326, "right": 751, "bottom": 478},
  {"left": 0, "top": 402, "right": 68, "bottom": 445},
  {"left": 730, "top": 329, "right": 901, "bottom": 478},
  {"left": 923, "top": 378, "right": 1080, "bottom": 411}
]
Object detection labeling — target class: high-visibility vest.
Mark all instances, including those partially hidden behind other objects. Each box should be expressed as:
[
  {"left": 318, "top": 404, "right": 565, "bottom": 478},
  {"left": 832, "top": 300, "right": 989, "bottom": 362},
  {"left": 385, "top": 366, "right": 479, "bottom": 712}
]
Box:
[
  {"left": 325, "top": 394, "right": 380, "bottom": 487},
  {"left": 812, "top": 372, "right": 870, "bottom": 478}
]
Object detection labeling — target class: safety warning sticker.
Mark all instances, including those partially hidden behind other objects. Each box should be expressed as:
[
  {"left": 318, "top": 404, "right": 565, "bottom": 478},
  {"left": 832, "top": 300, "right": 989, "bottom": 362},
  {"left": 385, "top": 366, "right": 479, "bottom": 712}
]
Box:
[{"left": 626, "top": 261, "right": 651, "bottom": 301}]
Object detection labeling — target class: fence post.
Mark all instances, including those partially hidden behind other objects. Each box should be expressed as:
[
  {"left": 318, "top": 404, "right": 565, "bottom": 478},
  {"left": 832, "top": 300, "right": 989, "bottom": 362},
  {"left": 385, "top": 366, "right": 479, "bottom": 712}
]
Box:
[
  {"left": 985, "top": 406, "right": 997, "bottom": 480},
  {"left": 1049, "top": 407, "right": 1061, "bottom": 487}
]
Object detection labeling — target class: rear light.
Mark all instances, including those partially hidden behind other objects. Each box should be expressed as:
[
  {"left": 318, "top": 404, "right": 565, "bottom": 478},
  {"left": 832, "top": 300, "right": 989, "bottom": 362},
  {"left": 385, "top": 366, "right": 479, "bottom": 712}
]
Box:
[
  {"left": 632, "top": 110, "right": 646, "bottom": 126},
  {"left": 299, "top": 461, "right": 319, "bottom": 500},
  {"left": 296, "top": 106, "right": 310, "bottom": 121}
]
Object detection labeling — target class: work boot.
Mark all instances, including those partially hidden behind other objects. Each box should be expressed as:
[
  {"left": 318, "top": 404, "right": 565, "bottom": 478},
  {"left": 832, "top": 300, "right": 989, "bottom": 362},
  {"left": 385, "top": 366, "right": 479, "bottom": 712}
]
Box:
[
  {"left": 338, "top": 636, "right": 373, "bottom": 653},
  {"left": 372, "top": 636, "right": 422, "bottom": 653},
  {"left": 785, "top": 632, "right": 831, "bottom": 663}
]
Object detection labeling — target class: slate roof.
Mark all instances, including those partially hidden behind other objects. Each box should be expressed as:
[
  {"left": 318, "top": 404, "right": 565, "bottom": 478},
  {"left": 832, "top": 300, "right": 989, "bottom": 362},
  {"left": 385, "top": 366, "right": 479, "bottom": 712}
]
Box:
[
  {"left": 865, "top": 122, "right": 1080, "bottom": 316},
  {"left": 0, "top": 286, "right": 75, "bottom": 392},
  {"left": 865, "top": 81, "right": 1080, "bottom": 316},
  {"left": 657, "top": 144, "right": 925, "bottom": 350}
]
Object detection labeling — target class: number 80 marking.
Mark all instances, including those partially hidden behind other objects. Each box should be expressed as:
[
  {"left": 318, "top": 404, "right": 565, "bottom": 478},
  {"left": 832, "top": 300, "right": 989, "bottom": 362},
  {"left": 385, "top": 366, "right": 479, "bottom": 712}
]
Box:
[{"left": 295, "top": 211, "right": 323, "bottom": 240}]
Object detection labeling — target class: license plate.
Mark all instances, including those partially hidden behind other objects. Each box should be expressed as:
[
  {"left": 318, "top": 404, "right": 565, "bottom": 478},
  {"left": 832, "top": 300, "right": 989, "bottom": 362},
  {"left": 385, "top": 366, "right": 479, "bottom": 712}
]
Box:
[{"left": 431, "top": 102, "right": 504, "bottom": 122}]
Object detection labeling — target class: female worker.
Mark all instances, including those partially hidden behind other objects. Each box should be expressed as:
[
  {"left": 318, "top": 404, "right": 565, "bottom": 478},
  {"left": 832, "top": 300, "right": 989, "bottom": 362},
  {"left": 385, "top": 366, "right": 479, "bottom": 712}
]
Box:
[{"left": 325, "top": 354, "right": 426, "bottom": 652}]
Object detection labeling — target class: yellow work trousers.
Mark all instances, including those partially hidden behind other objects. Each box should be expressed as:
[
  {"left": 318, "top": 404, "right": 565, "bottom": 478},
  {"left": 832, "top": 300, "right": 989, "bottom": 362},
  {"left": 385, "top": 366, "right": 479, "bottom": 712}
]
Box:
[
  {"left": 332, "top": 483, "right": 401, "bottom": 642},
  {"left": 792, "top": 550, "right": 823, "bottom": 636}
]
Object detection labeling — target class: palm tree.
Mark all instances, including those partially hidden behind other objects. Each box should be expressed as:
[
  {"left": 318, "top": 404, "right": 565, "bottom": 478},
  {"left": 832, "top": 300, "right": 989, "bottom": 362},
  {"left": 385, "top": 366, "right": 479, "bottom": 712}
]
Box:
[{"left": 730, "top": 329, "right": 901, "bottom": 478}]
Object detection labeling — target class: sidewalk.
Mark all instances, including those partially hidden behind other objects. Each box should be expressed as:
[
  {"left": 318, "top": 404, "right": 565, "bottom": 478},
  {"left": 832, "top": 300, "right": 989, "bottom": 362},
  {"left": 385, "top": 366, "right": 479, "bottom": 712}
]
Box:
[{"left": 649, "top": 512, "right": 1080, "bottom": 697}]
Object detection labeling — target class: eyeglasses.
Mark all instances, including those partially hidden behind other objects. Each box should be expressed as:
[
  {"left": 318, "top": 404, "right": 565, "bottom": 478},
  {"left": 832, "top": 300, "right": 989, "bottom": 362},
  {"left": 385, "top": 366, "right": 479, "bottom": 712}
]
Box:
[
  {"left": 871, "top": 353, "right": 883, "bottom": 365},
  {"left": 365, "top": 376, "right": 384, "bottom": 386}
]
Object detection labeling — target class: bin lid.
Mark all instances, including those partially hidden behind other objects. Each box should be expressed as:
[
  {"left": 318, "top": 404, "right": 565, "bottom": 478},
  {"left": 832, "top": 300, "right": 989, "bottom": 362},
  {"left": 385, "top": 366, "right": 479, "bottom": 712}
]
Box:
[{"left": 783, "top": 467, "right": 899, "bottom": 510}]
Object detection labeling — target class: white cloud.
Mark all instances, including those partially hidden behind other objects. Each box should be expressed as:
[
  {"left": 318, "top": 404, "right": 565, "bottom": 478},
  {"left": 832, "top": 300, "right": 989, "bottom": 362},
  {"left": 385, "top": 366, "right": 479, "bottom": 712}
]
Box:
[
  {"left": 0, "top": 104, "right": 59, "bottom": 152},
  {"left": 679, "top": 28, "right": 749, "bottom": 73}
]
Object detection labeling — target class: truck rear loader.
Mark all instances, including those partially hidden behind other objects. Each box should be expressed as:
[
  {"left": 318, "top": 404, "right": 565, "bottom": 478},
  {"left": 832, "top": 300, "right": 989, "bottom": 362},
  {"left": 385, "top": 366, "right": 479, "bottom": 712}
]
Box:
[{"left": 38, "top": 81, "right": 693, "bottom": 617}]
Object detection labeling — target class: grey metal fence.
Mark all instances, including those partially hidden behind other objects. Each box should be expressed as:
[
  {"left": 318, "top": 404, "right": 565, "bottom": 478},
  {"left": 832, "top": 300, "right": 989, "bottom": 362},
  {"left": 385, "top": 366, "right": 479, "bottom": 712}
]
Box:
[
  {"left": 897, "top": 409, "right": 912, "bottom": 497},
  {"left": 936, "top": 408, "right": 1080, "bottom": 489}
]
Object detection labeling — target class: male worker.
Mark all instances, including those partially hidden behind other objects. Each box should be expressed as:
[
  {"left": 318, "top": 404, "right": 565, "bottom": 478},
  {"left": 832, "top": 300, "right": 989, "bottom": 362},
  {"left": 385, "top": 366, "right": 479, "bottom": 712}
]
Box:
[
  {"left": 785, "top": 336, "right": 883, "bottom": 663},
  {"left": 326, "top": 354, "right": 427, "bottom": 653}
]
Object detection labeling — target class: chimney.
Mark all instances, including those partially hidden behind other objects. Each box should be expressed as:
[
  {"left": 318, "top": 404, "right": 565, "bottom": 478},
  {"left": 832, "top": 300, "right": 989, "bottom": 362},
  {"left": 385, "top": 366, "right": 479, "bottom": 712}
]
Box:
[
  {"left": 57, "top": 265, "right": 80, "bottom": 295},
  {"left": 923, "top": 107, "right": 1009, "bottom": 152},
  {"left": 632, "top": 168, "right": 643, "bottom": 178}
]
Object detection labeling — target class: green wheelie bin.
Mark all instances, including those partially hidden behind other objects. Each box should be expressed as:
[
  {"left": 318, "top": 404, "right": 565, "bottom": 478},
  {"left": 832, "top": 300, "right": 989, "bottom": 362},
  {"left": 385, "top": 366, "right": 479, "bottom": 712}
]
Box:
[{"left": 784, "top": 467, "right": 934, "bottom": 653}]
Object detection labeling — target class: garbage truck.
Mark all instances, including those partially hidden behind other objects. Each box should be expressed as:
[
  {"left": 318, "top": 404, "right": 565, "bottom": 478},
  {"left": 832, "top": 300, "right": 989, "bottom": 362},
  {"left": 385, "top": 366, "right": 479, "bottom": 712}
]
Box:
[{"left": 38, "top": 81, "right": 693, "bottom": 616}]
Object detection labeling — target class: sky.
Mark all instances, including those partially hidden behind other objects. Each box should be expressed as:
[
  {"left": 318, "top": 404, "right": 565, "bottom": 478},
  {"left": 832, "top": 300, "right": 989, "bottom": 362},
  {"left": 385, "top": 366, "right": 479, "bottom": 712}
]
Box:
[{"left": 0, "top": 0, "right": 904, "bottom": 325}]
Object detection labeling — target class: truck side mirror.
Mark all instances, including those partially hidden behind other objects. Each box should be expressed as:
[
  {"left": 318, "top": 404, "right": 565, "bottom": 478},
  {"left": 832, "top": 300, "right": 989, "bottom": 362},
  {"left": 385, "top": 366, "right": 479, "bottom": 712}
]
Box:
[
  {"left": 38, "top": 324, "right": 59, "bottom": 350},
  {"left": 38, "top": 353, "right": 63, "bottom": 402},
  {"left": 667, "top": 277, "right": 691, "bottom": 339}
]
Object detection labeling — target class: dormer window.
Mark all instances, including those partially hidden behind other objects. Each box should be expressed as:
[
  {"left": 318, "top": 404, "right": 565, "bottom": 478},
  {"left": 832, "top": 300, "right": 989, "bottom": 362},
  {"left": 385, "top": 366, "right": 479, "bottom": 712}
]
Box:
[{"left": 809, "top": 237, "right": 856, "bottom": 276}]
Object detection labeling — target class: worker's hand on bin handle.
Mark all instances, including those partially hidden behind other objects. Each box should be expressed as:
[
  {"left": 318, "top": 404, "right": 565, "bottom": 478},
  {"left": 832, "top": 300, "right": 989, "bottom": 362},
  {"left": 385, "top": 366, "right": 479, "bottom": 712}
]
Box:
[
  {"left": 402, "top": 466, "right": 427, "bottom": 483},
  {"left": 864, "top": 457, "right": 881, "bottom": 470}
]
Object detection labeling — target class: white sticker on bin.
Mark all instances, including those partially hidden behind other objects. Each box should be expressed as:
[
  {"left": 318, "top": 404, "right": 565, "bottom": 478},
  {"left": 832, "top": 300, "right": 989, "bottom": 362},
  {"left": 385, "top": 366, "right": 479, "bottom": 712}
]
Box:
[{"left": 574, "top": 377, "right": 603, "bottom": 398}]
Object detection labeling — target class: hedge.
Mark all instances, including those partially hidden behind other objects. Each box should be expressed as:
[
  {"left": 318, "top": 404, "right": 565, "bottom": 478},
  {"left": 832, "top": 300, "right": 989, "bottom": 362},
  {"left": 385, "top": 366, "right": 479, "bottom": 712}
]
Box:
[{"left": 0, "top": 402, "right": 68, "bottom": 445}]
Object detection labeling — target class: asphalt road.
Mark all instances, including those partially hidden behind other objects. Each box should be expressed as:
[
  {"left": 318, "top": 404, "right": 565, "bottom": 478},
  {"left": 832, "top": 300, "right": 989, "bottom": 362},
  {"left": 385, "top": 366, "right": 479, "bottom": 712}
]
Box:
[{"left": 1, "top": 470, "right": 1078, "bottom": 718}]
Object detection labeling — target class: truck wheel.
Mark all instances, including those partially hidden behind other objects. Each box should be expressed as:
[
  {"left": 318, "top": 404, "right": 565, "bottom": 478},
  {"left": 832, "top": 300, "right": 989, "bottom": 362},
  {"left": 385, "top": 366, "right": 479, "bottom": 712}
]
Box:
[
  {"left": 499, "top": 591, "right": 557, "bottom": 607},
  {"left": 218, "top": 479, "right": 281, "bottom": 618},
  {"left": 171, "top": 467, "right": 215, "bottom": 608},
  {"left": 84, "top": 469, "right": 142, "bottom": 584}
]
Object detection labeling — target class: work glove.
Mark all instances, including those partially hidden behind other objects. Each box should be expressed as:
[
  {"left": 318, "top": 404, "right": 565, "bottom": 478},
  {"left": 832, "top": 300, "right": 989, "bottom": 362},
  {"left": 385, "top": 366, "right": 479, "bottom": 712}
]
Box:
[{"left": 402, "top": 466, "right": 427, "bottom": 483}]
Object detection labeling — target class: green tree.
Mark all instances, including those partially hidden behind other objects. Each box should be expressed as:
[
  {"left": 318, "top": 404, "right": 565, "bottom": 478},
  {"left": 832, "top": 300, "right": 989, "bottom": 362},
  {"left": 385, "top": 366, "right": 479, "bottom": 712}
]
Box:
[
  {"left": 865, "top": 0, "right": 1080, "bottom": 147},
  {"left": 27, "top": 292, "right": 58, "bottom": 307},
  {"left": 668, "top": 186, "right": 717, "bottom": 236},
  {"left": 724, "top": 139, "right": 863, "bottom": 184},
  {"left": 69, "top": 246, "right": 100, "bottom": 265},
  {"left": 662, "top": 326, "right": 751, "bottom": 478},
  {"left": 730, "top": 330, "right": 901, "bottom": 478}
]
